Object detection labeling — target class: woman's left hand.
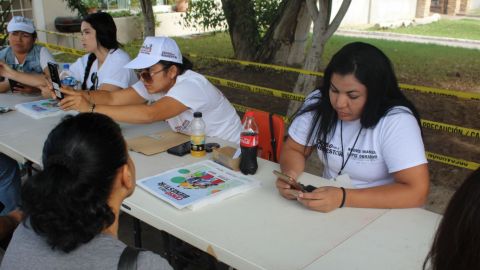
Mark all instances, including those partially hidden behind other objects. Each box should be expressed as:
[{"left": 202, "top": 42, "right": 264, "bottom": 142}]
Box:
[
  {"left": 58, "top": 88, "right": 90, "bottom": 112},
  {"left": 297, "top": 186, "right": 344, "bottom": 213}
]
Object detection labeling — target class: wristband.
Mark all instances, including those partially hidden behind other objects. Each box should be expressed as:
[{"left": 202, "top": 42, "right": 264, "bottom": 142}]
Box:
[{"left": 339, "top": 187, "right": 346, "bottom": 208}]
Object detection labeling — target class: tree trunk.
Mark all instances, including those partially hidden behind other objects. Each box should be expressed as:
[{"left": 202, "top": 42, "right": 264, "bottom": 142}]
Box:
[
  {"left": 255, "top": 0, "right": 311, "bottom": 66},
  {"left": 221, "top": 0, "right": 260, "bottom": 60},
  {"left": 140, "top": 0, "right": 156, "bottom": 37},
  {"left": 287, "top": 0, "right": 352, "bottom": 117}
]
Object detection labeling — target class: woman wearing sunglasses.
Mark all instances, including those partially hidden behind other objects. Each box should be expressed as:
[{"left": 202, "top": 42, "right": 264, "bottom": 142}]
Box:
[
  {"left": 0, "top": 12, "right": 137, "bottom": 95},
  {"left": 58, "top": 36, "right": 242, "bottom": 143}
]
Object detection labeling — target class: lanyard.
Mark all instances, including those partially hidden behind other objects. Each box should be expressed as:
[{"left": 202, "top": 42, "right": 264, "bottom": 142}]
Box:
[{"left": 338, "top": 121, "right": 362, "bottom": 176}]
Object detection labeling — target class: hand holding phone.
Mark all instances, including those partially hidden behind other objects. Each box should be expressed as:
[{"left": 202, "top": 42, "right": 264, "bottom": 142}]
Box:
[
  {"left": 47, "top": 62, "right": 63, "bottom": 100},
  {"left": 273, "top": 170, "right": 304, "bottom": 191}
]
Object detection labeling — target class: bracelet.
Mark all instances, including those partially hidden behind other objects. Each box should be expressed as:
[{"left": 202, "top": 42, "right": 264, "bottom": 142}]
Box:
[
  {"left": 339, "top": 187, "right": 346, "bottom": 208},
  {"left": 90, "top": 102, "right": 96, "bottom": 113}
]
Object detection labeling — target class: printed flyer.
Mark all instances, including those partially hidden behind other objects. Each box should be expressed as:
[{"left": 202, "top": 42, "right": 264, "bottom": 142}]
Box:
[{"left": 137, "top": 160, "right": 261, "bottom": 210}]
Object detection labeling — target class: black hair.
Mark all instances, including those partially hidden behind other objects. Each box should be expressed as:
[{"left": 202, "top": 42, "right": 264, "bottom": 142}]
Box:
[
  {"left": 296, "top": 42, "right": 421, "bottom": 156},
  {"left": 423, "top": 168, "right": 480, "bottom": 270},
  {"left": 21, "top": 113, "right": 128, "bottom": 253},
  {"left": 158, "top": 56, "right": 193, "bottom": 76},
  {"left": 81, "top": 12, "right": 120, "bottom": 90}
]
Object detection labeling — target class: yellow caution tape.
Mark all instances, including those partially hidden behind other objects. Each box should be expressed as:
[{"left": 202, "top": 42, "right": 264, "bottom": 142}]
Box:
[
  {"left": 37, "top": 29, "right": 79, "bottom": 39},
  {"left": 188, "top": 53, "right": 480, "bottom": 100},
  {"left": 205, "top": 75, "right": 306, "bottom": 102},
  {"left": 400, "top": 83, "right": 480, "bottom": 100},
  {"left": 36, "top": 41, "right": 85, "bottom": 56},
  {"left": 421, "top": 120, "right": 480, "bottom": 138},
  {"left": 188, "top": 53, "right": 324, "bottom": 77},
  {"left": 426, "top": 152, "right": 479, "bottom": 170}
]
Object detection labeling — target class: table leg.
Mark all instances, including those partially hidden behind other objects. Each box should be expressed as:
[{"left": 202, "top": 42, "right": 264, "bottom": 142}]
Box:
[{"left": 133, "top": 217, "right": 142, "bottom": 248}]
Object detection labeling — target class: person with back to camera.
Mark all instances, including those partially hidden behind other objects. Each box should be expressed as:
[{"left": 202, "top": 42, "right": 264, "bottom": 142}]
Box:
[
  {"left": 0, "top": 16, "right": 55, "bottom": 94},
  {"left": 276, "top": 42, "right": 429, "bottom": 212},
  {"left": 0, "top": 113, "right": 173, "bottom": 270},
  {"left": 423, "top": 168, "right": 480, "bottom": 270},
  {"left": 56, "top": 36, "right": 243, "bottom": 143},
  {"left": 0, "top": 12, "right": 137, "bottom": 96}
]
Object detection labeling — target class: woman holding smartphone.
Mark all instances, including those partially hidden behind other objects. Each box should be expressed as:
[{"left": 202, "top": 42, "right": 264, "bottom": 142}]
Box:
[
  {"left": 0, "top": 12, "right": 137, "bottom": 96},
  {"left": 276, "top": 42, "right": 429, "bottom": 213},
  {"left": 58, "top": 36, "right": 242, "bottom": 143}
]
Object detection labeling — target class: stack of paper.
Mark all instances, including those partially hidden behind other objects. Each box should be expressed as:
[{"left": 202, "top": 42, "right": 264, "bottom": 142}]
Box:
[
  {"left": 15, "top": 99, "right": 66, "bottom": 119},
  {"left": 137, "top": 160, "right": 261, "bottom": 210}
]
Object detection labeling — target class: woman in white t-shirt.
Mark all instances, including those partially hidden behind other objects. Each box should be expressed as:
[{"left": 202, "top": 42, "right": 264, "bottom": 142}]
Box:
[
  {"left": 69, "top": 12, "right": 137, "bottom": 91},
  {"left": 0, "top": 12, "right": 137, "bottom": 95},
  {"left": 58, "top": 36, "right": 242, "bottom": 143},
  {"left": 276, "top": 42, "right": 429, "bottom": 212}
]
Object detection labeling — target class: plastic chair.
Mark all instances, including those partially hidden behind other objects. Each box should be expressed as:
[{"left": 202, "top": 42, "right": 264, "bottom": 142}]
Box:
[{"left": 242, "top": 110, "right": 285, "bottom": 163}]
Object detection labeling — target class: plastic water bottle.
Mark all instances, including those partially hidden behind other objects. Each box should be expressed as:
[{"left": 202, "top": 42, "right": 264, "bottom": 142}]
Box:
[
  {"left": 59, "top": 64, "right": 77, "bottom": 89},
  {"left": 190, "top": 112, "right": 206, "bottom": 157},
  {"left": 239, "top": 111, "right": 259, "bottom": 175}
]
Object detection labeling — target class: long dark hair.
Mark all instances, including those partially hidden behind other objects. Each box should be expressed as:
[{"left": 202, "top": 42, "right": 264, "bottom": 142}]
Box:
[
  {"left": 21, "top": 113, "right": 128, "bottom": 253},
  {"left": 297, "top": 42, "right": 421, "bottom": 152},
  {"left": 81, "top": 12, "right": 120, "bottom": 90},
  {"left": 423, "top": 168, "right": 480, "bottom": 270}
]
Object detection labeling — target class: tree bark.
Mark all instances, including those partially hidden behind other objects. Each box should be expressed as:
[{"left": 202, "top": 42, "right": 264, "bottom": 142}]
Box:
[
  {"left": 140, "top": 0, "right": 156, "bottom": 37},
  {"left": 287, "top": 0, "right": 352, "bottom": 117},
  {"left": 221, "top": 0, "right": 260, "bottom": 60},
  {"left": 255, "top": 0, "right": 312, "bottom": 66}
]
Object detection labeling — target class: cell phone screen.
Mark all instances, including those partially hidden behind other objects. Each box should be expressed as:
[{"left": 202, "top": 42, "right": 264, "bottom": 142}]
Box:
[{"left": 48, "top": 62, "right": 63, "bottom": 100}]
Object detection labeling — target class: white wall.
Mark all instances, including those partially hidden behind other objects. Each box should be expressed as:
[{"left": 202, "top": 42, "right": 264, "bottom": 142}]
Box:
[
  {"left": 32, "top": 0, "right": 80, "bottom": 49},
  {"left": 471, "top": 0, "right": 480, "bottom": 9},
  {"left": 332, "top": 0, "right": 418, "bottom": 27}
]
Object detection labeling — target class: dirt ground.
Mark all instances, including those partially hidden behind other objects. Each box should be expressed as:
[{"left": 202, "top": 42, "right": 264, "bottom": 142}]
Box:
[{"left": 195, "top": 60, "right": 479, "bottom": 214}]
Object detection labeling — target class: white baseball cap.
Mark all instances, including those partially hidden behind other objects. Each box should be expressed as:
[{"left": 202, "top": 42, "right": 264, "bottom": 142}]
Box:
[
  {"left": 124, "top": 36, "right": 183, "bottom": 69},
  {"left": 7, "top": 16, "right": 35, "bottom": 34}
]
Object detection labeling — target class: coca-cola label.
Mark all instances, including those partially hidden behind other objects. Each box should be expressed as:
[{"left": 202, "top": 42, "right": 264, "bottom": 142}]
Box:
[{"left": 240, "top": 134, "right": 258, "bottom": 147}]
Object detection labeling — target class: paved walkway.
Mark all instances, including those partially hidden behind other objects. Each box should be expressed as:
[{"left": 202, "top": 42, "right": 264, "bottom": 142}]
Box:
[{"left": 335, "top": 29, "right": 480, "bottom": 50}]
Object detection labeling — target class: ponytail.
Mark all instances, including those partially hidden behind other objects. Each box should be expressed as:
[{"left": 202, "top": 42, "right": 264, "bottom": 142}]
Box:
[{"left": 81, "top": 53, "right": 97, "bottom": 90}]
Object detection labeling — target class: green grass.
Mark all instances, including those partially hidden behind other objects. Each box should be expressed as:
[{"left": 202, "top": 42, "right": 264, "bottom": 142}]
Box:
[
  {"left": 370, "top": 19, "right": 480, "bottom": 40},
  {"left": 53, "top": 31, "right": 480, "bottom": 91}
]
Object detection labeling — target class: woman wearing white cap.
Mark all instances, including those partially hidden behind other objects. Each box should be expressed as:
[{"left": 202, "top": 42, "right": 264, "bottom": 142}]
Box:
[
  {"left": 0, "top": 12, "right": 137, "bottom": 95},
  {"left": 0, "top": 16, "right": 55, "bottom": 94},
  {"left": 58, "top": 36, "right": 242, "bottom": 143}
]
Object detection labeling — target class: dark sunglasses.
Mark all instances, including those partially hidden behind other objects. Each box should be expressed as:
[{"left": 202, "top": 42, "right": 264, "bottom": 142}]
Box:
[{"left": 136, "top": 66, "right": 168, "bottom": 83}]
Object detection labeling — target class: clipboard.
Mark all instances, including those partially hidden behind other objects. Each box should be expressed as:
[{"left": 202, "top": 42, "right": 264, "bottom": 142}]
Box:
[{"left": 127, "top": 130, "right": 190, "bottom": 156}]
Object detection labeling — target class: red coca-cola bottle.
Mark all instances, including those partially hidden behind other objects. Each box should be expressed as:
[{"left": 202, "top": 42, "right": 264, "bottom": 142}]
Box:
[{"left": 240, "top": 112, "right": 259, "bottom": 175}]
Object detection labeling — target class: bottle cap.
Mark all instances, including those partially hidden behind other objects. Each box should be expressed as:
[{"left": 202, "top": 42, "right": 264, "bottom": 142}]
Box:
[
  {"left": 244, "top": 111, "right": 254, "bottom": 117},
  {"left": 193, "top": 112, "right": 202, "bottom": 118},
  {"left": 63, "top": 63, "right": 69, "bottom": 69}
]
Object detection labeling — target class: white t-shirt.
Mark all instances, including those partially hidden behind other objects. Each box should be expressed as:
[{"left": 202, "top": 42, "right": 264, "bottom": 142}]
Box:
[
  {"left": 14, "top": 47, "right": 54, "bottom": 70},
  {"left": 70, "top": 49, "right": 137, "bottom": 89},
  {"left": 289, "top": 90, "right": 427, "bottom": 188},
  {"left": 132, "top": 70, "right": 242, "bottom": 143}
]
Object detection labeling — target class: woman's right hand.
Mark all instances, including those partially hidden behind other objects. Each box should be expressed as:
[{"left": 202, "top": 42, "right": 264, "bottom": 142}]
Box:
[
  {"left": 0, "top": 61, "right": 15, "bottom": 78},
  {"left": 58, "top": 87, "right": 90, "bottom": 112}
]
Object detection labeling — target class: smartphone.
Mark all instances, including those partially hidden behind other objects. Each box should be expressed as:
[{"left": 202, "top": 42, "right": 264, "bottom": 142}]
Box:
[
  {"left": 273, "top": 170, "right": 304, "bottom": 191},
  {"left": 8, "top": 79, "right": 21, "bottom": 92},
  {"left": 167, "top": 141, "right": 191, "bottom": 156},
  {"left": 47, "top": 62, "right": 63, "bottom": 100}
]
